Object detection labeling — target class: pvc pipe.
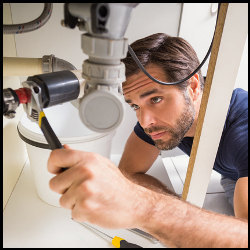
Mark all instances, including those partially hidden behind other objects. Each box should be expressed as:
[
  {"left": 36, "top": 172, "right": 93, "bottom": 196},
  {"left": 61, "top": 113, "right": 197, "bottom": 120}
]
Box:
[
  {"left": 3, "top": 57, "right": 43, "bottom": 76},
  {"left": 53, "top": 57, "right": 76, "bottom": 71}
]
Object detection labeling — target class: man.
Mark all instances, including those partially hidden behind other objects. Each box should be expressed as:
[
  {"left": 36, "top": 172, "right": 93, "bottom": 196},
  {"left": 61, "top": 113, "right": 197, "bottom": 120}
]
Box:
[
  {"left": 48, "top": 33, "right": 248, "bottom": 247},
  {"left": 119, "top": 33, "right": 248, "bottom": 217}
]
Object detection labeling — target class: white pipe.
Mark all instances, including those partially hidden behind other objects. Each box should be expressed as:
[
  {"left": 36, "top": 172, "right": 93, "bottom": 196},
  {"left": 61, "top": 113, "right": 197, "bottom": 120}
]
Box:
[
  {"left": 3, "top": 57, "right": 43, "bottom": 76},
  {"left": 3, "top": 56, "right": 77, "bottom": 76}
]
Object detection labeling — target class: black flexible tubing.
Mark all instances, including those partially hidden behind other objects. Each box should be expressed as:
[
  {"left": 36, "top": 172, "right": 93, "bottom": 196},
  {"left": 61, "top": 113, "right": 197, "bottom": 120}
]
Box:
[{"left": 128, "top": 3, "right": 220, "bottom": 86}]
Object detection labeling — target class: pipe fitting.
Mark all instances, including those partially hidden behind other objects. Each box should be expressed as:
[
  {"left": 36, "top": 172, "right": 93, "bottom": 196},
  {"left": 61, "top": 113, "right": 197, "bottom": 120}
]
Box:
[{"left": 42, "top": 54, "right": 76, "bottom": 73}]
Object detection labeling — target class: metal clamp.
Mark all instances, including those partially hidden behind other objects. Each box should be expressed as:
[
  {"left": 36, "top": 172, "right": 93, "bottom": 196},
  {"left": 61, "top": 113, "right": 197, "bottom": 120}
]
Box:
[
  {"left": 42, "top": 54, "right": 55, "bottom": 73},
  {"left": 3, "top": 88, "right": 19, "bottom": 119},
  {"left": 21, "top": 81, "right": 43, "bottom": 122}
]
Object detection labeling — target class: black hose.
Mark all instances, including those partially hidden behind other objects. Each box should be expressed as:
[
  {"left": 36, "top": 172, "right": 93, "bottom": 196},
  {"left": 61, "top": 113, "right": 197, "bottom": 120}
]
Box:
[{"left": 128, "top": 3, "right": 221, "bottom": 86}]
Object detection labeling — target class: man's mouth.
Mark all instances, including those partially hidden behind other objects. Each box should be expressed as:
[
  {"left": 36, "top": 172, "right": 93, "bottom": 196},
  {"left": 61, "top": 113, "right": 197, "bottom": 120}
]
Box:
[{"left": 148, "top": 131, "right": 167, "bottom": 140}]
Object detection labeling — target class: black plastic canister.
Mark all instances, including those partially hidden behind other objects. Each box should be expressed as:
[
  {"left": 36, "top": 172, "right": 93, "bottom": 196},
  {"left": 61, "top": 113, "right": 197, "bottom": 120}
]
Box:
[{"left": 27, "top": 70, "right": 80, "bottom": 108}]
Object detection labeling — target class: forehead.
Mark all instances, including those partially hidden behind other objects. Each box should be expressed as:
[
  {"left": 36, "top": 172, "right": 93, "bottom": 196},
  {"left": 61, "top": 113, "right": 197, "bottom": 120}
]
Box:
[{"left": 123, "top": 64, "right": 169, "bottom": 99}]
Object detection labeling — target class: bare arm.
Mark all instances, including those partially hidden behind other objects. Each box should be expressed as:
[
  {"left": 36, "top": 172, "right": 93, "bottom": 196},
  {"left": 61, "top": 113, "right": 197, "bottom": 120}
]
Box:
[
  {"left": 234, "top": 176, "right": 248, "bottom": 220},
  {"left": 118, "top": 131, "right": 175, "bottom": 195},
  {"left": 137, "top": 188, "right": 248, "bottom": 248},
  {"left": 48, "top": 147, "right": 248, "bottom": 248},
  {"left": 118, "top": 134, "right": 248, "bottom": 247},
  {"left": 118, "top": 131, "right": 160, "bottom": 175}
]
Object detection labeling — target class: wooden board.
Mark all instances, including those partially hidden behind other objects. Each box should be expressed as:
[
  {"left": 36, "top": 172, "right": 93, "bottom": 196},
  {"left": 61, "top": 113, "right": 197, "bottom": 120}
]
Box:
[{"left": 181, "top": 3, "right": 248, "bottom": 207}]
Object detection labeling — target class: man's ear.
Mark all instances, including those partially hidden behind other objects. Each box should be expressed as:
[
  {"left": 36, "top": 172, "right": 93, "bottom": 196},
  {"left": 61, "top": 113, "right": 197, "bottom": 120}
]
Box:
[{"left": 188, "top": 73, "right": 200, "bottom": 101}]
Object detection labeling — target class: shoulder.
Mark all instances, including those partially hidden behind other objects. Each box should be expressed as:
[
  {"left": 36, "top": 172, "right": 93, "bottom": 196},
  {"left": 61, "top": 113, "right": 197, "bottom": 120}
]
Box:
[
  {"left": 219, "top": 88, "right": 248, "bottom": 178},
  {"left": 225, "top": 88, "right": 248, "bottom": 127},
  {"left": 229, "top": 88, "right": 247, "bottom": 114}
]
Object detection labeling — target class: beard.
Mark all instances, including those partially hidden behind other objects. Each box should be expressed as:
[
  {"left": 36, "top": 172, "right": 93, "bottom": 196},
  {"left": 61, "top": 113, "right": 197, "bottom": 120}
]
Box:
[{"left": 144, "top": 93, "right": 196, "bottom": 150}]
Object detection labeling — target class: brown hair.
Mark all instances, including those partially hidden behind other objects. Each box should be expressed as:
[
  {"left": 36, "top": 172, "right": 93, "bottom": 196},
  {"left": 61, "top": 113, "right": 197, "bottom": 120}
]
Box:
[{"left": 122, "top": 33, "right": 204, "bottom": 92}]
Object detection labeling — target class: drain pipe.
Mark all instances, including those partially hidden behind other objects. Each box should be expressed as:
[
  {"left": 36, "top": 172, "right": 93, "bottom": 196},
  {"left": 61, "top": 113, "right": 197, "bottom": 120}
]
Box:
[
  {"left": 3, "top": 57, "right": 43, "bottom": 76},
  {"left": 3, "top": 3, "right": 53, "bottom": 34},
  {"left": 3, "top": 55, "right": 85, "bottom": 107},
  {"left": 3, "top": 54, "right": 77, "bottom": 76},
  {"left": 42, "top": 54, "right": 77, "bottom": 72}
]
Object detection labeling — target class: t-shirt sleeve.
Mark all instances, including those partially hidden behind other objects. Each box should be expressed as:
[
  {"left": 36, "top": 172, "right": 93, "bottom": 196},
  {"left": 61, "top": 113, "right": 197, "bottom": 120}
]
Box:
[
  {"left": 222, "top": 110, "right": 248, "bottom": 179},
  {"left": 222, "top": 88, "right": 248, "bottom": 179},
  {"left": 134, "top": 122, "right": 155, "bottom": 146}
]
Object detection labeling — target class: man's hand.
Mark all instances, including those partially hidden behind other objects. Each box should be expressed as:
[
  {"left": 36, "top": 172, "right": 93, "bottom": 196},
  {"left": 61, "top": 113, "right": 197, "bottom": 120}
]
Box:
[
  {"left": 47, "top": 145, "right": 148, "bottom": 229},
  {"left": 47, "top": 146, "right": 248, "bottom": 248}
]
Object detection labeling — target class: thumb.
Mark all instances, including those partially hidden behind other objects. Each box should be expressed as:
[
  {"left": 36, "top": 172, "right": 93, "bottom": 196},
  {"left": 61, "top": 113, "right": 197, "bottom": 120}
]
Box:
[{"left": 63, "top": 144, "right": 71, "bottom": 150}]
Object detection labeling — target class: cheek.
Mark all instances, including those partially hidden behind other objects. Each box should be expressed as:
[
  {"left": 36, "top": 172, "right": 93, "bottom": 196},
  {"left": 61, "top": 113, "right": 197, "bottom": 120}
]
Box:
[
  {"left": 159, "top": 98, "right": 186, "bottom": 123},
  {"left": 135, "top": 111, "right": 139, "bottom": 120}
]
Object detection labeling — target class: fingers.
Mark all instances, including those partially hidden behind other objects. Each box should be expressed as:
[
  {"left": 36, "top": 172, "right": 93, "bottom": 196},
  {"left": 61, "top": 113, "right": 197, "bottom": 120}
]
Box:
[
  {"left": 58, "top": 181, "right": 78, "bottom": 209},
  {"left": 59, "top": 180, "right": 99, "bottom": 216},
  {"left": 49, "top": 164, "right": 93, "bottom": 194},
  {"left": 71, "top": 200, "right": 87, "bottom": 222},
  {"left": 71, "top": 199, "right": 99, "bottom": 222},
  {"left": 48, "top": 148, "right": 85, "bottom": 174},
  {"left": 63, "top": 144, "right": 71, "bottom": 150}
]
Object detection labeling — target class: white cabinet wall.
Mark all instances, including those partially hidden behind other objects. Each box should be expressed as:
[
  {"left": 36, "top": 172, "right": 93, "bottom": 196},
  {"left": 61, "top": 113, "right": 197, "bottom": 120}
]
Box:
[{"left": 179, "top": 3, "right": 248, "bottom": 91}]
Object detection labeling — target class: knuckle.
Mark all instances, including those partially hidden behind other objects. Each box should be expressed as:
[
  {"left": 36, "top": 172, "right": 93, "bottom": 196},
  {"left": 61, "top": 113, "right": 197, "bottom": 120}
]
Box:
[
  {"left": 49, "top": 149, "right": 60, "bottom": 162},
  {"left": 70, "top": 150, "right": 79, "bottom": 160},
  {"left": 79, "top": 199, "right": 92, "bottom": 210},
  {"left": 79, "top": 181, "right": 94, "bottom": 197},
  {"left": 71, "top": 150, "right": 85, "bottom": 164},
  {"left": 78, "top": 165, "right": 87, "bottom": 175},
  {"left": 59, "top": 194, "right": 71, "bottom": 208},
  {"left": 78, "top": 165, "right": 94, "bottom": 179},
  {"left": 49, "top": 177, "right": 64, "bottom": 194},
  {"left": 59, "top": 195, "right": 65, "bottom": 207},
  {"left": 49, "top": 177, "right": 57, "bottom": 191},
  {"left": 86, "top": 152, "right": 98, "bottom": 162}
]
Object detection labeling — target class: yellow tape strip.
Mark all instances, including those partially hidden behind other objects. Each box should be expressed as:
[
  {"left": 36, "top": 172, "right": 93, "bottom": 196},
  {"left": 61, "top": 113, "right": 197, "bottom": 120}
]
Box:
[{"left": 38, "top": 111, "right": 45, "bottom": 128}]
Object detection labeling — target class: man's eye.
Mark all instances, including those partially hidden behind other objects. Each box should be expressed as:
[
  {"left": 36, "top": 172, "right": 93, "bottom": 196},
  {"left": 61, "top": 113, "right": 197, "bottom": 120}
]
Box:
[
  {"left": 151, "top": 97, "right": 162, "bottom": 104},
  {"left": 130, "top": 104, "right": 140, "bottom": 111}
]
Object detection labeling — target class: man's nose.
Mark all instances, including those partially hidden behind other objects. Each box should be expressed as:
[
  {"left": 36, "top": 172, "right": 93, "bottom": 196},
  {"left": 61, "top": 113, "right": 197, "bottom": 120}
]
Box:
[{"left": 138, "top": 108, "right": 157, "bottom": 128}]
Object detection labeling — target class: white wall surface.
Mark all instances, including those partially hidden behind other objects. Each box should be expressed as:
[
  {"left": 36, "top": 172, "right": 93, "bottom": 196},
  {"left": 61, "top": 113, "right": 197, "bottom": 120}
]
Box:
[
  {"left": 179, "top": 3, "right": 217, "bottom": 76},
  {"left": 9, "top": 3, "right": 182, "bottom": 155},
  {"left": 3, "top": 3, "right": 28, "bottom": 210},
  {"left": 234, "top": 36, "right": 248, "bottom": 91},
  {"left": 179, "top": 3, "right": 248, "bottom": 91}
]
